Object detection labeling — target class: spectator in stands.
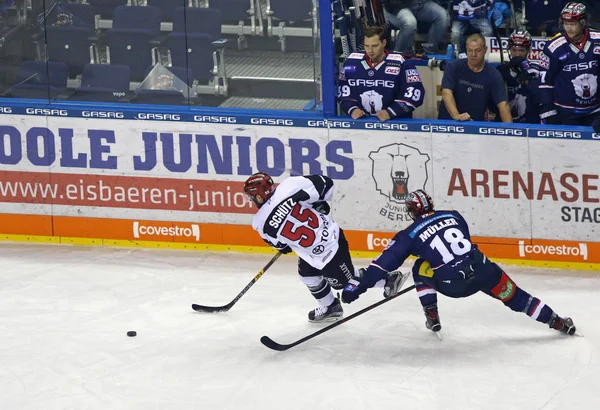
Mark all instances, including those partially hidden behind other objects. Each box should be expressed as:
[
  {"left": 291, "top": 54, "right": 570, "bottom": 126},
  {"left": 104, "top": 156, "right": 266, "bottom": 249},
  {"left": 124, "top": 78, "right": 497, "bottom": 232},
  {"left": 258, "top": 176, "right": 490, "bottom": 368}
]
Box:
[
  {"left": 382, "top": 0, "right": 450, "bottom": 54},
  {"left": 451, "top": 0, "right": 495, "bottom": 55},
  {"left": 516, "top": 0, "right": 568, "bottom": 37},
  {"left": 338, "top": 26, "right": 425, "bottom": 121},
  {"left": 438, "top": 33, "right": 512, "bottom": 122}
]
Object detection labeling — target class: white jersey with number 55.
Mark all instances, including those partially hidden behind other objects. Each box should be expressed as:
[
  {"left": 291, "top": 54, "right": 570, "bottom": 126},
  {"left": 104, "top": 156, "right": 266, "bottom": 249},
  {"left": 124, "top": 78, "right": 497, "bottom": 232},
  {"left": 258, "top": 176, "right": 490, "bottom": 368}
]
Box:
[{"left": 251, "top": 175, "right": 340, "bottom": 270}]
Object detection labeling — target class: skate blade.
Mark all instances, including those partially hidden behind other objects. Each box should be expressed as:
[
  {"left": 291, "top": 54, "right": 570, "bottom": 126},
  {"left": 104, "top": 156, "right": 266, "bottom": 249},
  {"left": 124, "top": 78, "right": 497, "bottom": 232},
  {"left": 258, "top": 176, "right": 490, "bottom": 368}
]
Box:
[{"left": 308, "top": 315, "right": 343, "bottom": 324}]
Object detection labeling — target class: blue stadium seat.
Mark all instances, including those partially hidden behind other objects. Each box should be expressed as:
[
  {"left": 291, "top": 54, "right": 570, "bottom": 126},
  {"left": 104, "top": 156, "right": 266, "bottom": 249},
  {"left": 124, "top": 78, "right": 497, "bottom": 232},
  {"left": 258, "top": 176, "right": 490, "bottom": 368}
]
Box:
[
  {"left": 106, "top": 29, "right": 155, "bottom": 81},
  {"left": 72, "top": 64, "right": 131, "bottom": 102},
  {"left": 7, "top": 61, "right": 68, "bottom": 100},
  {"left": 147, "top": 0, "right": 185, "bottom": 22},
  {"left": 86, "top": 0, "right": 127, "bottom": 19},
  {"left": 46, "top": 26, "right": 95, "bottom": 76},
  {"left": 209, "top": 0, "right": 251, "bottom": 23},
  {"left": 173, "top": 7, "right": 222, "bottom": 41},
  {"left": 268, "top": 0, "right": 312, "bottom": 22},
  {"left": 168, "top": 33, "right": 215, "bottom": 84},
  {"left": 62, "top": 2, "right": 95, "bottom": 29},
  {"left": 266, "top": 0, "right": 315, "bottom": 51},
  {"left": 112, "top": 5, "right": 163, "bottom": 38}
]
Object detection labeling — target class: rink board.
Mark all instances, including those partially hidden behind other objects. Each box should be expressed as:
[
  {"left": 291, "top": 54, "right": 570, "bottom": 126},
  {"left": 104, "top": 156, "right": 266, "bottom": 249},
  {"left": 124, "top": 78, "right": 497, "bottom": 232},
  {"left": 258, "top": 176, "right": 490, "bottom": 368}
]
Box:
[{"left": 0, "top": 108, "right": 598, "bottom": 268}]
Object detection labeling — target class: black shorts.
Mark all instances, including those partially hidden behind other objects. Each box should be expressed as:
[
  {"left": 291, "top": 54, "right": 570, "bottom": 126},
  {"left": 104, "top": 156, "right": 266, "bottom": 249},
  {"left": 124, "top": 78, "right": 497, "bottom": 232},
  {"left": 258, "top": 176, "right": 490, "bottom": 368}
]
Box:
[{"left": 298, "top": 229, "right": 355, "bottom": 290}]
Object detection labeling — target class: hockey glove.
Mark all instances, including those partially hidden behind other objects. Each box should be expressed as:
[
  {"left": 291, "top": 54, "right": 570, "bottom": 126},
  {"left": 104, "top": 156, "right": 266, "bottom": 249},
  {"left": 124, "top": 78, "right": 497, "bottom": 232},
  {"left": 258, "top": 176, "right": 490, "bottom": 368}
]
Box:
[
  {"left": 539, "top": 104, "right": 559, "bottom": 125},
  {"left": 313, "top": 201, "right": 331, "bottom": 215},
  {"left": 341, "top": 279, "right": 368, "bottom": 304},
  {"left": 278, "top": 245, "right": 293, "bottom": 254}
]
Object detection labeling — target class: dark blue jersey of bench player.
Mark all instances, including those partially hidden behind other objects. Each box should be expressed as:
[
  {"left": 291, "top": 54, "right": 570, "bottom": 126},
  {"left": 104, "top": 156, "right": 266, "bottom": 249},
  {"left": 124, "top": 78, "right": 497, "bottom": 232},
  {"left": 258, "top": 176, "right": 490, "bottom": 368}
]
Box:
[
  {"left": 338, "top": 51, "right": 425, "bottom": 118},
  {"left": 370, "top": 210, "right": 473, "bottom": 280}
]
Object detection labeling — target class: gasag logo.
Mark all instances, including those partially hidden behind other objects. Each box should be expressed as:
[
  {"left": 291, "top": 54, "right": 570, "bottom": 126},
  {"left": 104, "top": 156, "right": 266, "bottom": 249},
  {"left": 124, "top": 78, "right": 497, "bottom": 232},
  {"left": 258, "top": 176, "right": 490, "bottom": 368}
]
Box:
[
  {"left": 133, "top": 221, "right": 200, "bottom": 241},
  {"left": 369, "top": 143, "right": 430, "bottom": 221},
  {"left": 518, "top": 241, "right": 588, "bottom": 261}
]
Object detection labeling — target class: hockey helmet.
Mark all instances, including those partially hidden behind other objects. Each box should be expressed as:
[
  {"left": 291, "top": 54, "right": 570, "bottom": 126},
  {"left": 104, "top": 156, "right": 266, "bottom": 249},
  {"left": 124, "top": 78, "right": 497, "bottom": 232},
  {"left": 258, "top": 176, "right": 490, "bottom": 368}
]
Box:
[
  {"left": 243, "top": 172, "right": 275, "bottom": 207},
  {"left": 406, "top": 190, "right": 434, "bottom": 220},
  {"left": 508, "top": 29, "right": 532, "bottom": 50},
  {"left": 561, "top": 2, "right": 587, "bottom": 26}
]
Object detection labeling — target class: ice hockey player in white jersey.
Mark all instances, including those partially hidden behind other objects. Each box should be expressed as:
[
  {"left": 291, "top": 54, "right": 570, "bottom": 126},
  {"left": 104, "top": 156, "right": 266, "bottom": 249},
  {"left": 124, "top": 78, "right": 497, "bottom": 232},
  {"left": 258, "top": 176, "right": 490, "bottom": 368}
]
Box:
[{"left": 243, "top": 172, "right": 406, "bottom": 323}]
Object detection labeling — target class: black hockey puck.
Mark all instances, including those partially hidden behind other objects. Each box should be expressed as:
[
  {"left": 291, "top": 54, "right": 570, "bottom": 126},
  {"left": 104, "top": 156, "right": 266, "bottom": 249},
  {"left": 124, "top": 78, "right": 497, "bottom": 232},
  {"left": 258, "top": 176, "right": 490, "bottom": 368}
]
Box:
[{"left": 127, "top": 331, "right": 137, "bottom": 337}]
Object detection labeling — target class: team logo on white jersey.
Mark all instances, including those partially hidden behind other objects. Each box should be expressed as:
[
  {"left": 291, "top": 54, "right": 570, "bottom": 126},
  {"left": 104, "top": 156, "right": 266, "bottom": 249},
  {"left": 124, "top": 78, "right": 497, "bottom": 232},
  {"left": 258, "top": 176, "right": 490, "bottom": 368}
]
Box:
[
  {"left": 360, "top": 90, "right": 384, "bottom": 114},
  {"left": 369, "top": 143, "right": 431, "bottom": 222},
  {"left": 572, "top": 73, "right": 598, "bottom": 99}
]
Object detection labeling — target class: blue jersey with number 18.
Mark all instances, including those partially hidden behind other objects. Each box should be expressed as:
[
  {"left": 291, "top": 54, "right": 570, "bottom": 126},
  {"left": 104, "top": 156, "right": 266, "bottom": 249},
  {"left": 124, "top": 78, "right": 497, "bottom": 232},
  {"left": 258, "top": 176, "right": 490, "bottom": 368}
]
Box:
[{"left": 369, "top": 210, "right": 474, "bottom": 274}]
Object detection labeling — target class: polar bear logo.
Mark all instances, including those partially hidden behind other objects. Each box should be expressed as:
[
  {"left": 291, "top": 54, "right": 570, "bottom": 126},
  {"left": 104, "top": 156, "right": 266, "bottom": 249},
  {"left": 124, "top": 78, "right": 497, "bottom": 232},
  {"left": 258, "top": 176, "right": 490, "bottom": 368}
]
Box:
[
  {"left": 360, "top": 90, "right": 384, "bottom": 114},
  {"left": 572, "top": 73, "right": 598, "bottom": 99},
  {"left": 369, "top": 144, "right": 430, "bottom": 203}
]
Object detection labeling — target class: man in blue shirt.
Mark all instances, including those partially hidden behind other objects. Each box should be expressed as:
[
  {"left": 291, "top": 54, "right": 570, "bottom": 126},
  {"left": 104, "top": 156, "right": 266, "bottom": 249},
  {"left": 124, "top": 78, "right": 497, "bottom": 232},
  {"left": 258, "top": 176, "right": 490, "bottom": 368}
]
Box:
[{"left": 438, "top": 33, "right": 512, "bottom": 122}]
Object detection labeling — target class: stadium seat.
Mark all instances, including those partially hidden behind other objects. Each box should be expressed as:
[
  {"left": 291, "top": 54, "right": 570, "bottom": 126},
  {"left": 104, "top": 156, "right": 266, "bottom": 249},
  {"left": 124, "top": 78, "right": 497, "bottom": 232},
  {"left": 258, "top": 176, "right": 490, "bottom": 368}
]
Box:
[
  {"left": 265, "top": 0, "right": 316, "bottom": 51},
  {"left": 209, "top": 0, "right": 255, "bottom": 48},
  {"left": 168, "top": 33, "right": 215, "bottom": 84},
  {"left": 147, "top": 0, "right": 185, "bottom": 22},
  {"left": 55, "top": 2, "right": 96, "bottom": 30},
  {"left": 106, "top": 29, "right": 157, "bottom": 81},
  {"left": 172, "top": 7, "right": 222, "bottom": 41},
  {"left": 46, "top": 26, "right": 96, "bottom": 76},
  {"left": 86, "top": 0, "right": 127, "bottom": 19},
  {"left": 7, "top": 61, "right": 68, "bottom": 100},
  {"left": 209, "top": 0, "right": 251, "bottom": 23},
  {"left": 112, "top": 5, "right": 163, "bottom": 38},
  {"left": 267, "top": 0, "right": 313, "bottom": 23},
  {"left": 71, "top": 64, "right": 131, "bottom": 102}
]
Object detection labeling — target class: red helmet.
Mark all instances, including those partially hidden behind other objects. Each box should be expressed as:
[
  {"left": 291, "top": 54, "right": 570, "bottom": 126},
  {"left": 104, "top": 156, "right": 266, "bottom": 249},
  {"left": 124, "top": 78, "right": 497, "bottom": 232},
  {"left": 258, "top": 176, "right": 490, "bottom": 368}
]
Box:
[
  {"left": 561, "top": 2, "right": 587, "bottom": 25},
  {"left": 406, "top": 189, "right": 434, "bottom": 220},
  {"left": 508, "top": 29, "right": 532, "bottom": 50},
  {"left": 243, "top": 172, "right": 275, "bottom": 207}
]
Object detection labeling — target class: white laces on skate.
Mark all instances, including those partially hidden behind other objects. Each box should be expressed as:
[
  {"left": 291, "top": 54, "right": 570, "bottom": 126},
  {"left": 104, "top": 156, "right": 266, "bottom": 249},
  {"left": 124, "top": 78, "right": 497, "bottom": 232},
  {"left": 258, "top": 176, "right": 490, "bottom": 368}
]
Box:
[{"left": 314, "top": 304, "right": 329, "bottom": 317}]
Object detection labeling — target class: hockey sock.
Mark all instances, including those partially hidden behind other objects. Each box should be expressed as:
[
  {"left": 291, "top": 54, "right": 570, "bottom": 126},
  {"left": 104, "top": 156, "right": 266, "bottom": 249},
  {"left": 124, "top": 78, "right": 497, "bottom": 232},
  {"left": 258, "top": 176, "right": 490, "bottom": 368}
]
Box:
[
  {"left": 415, "top": 279, "right": 438, "bottom": 307},
  {"left": 488, "top": 272, "right": 555, "bottom": 324},
  {"left": 300, "top": 276, "right": 335, "bottom": 307}
]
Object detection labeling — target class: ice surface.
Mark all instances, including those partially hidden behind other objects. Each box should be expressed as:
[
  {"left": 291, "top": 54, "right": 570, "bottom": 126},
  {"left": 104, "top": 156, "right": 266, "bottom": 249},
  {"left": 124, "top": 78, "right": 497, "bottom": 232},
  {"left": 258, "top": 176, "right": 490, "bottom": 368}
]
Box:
[{"left": 0, "top": 243, "right": 598, "bottom": 410}]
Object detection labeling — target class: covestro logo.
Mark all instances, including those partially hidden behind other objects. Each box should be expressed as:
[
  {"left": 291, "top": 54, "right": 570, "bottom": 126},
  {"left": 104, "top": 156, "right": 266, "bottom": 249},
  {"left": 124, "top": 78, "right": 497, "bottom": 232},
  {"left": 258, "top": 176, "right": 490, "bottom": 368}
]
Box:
[
  {"left": 367, "top": 233, "right": 394, "bottom": 250},
  {"left": 518, "top": 241, "right": 588, "bottom": 261},
  {"left": 133, "top": 222, "right": 200, "bottom": 241}
]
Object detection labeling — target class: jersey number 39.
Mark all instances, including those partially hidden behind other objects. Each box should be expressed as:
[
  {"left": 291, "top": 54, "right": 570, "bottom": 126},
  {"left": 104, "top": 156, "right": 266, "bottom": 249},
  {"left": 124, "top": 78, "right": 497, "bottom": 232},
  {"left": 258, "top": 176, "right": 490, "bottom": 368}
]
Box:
[{"left": 280, "top": 204, "right": 319, "bottom": 247}]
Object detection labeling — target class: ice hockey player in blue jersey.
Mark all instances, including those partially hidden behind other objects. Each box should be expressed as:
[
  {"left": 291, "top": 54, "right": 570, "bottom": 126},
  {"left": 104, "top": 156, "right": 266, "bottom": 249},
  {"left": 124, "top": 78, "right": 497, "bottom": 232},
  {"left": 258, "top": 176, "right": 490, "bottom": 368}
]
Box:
[
  {"left": 496, "top": 29, "right": 542, "bottom": 123},
  {"left": 539, "top": 2, "right": 600, "bottom": 125},
  {"left": 341, "top": 190, "right": 577, "bottom": 337},
  {"left": 338, "top": 26, "right": 425, "bottom": 121}
]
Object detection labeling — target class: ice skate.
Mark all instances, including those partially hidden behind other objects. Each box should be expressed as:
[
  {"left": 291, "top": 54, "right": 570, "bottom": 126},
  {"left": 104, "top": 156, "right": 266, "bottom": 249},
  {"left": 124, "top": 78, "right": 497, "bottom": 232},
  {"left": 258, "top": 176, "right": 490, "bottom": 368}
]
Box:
[
  {"left": 550, "top": 316, "right": 577, "bottom": 336},
  {"left": 308, "top": 297, "right": 343, "bottom": 323},
  {"left": 424, "top": 304, "right": 442, "bottom": 331},
  {"left": 383, "top": 270, "right": 409, "bottom": 298}
]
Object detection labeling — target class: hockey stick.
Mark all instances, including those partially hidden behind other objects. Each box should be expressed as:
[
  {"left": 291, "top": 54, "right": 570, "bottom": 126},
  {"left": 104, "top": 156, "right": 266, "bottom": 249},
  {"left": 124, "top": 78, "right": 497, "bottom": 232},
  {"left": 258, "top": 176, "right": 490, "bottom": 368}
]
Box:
[
  {"left": 261, "top": 284, "right": 416, "bottom": 351},
  {"left": 192, "top": 251, "right": 283, "bottom": 313},
  {"left": 490, "top": 14, "right": 505, "bottom": 64}
]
